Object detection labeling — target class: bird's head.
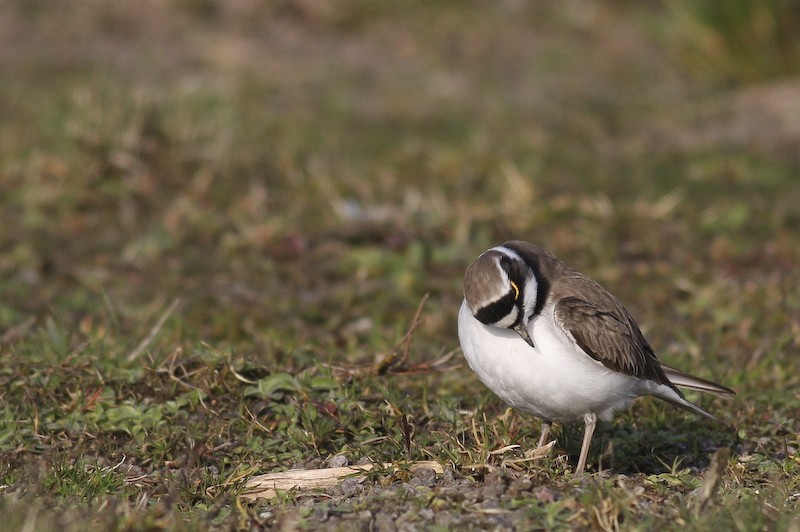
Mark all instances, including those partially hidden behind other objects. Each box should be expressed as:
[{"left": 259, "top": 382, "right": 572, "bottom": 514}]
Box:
[{"left": 463, "top": 246, "right": 539, "bottom": 347}]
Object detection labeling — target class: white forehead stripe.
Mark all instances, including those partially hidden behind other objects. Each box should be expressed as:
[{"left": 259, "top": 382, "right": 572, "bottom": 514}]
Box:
[{"left": 491, "top": 245, "right": 523, "bottom": 262}]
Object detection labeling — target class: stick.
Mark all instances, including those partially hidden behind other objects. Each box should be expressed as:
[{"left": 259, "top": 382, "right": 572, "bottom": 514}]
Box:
[
  {"left": 375, "top": 293, "right": 429, "bottom": 374},
  {"left": 241, "top": 460, "right": 444, "bottom": 500}
]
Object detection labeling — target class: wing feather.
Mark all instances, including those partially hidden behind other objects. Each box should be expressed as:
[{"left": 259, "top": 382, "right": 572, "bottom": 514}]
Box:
[{"left": 554, "top": 296, "right": 675, "bottom": 389}]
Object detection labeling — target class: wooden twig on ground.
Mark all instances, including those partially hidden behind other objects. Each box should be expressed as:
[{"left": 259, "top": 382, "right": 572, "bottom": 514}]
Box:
[
  {"left": 241, "top": 460, "right": 444, "bottom": 500},
  {"left": 374, "top": 293, "right": 429, "bottom": 375}
]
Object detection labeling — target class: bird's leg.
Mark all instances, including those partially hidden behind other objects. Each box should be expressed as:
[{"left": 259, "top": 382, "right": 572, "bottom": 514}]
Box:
[
  {"left": 537, "top": 420, "right": 552, "bottom": 448},
  {"left": 576, "top": 412, "right": 597, "bottom": 473}
]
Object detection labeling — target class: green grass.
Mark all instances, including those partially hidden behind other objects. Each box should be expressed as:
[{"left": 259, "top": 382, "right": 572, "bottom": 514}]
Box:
[{"left": 1, "top": 1, "right": 799, "bottom": 530}]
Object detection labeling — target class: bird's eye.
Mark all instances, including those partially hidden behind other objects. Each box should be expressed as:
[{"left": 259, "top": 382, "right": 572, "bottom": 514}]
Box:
[{"left": 510, "top": 281, "right": 520, "bottom": 301}]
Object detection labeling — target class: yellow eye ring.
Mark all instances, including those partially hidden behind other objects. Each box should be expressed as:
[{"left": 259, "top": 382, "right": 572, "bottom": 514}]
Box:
[{"left": 510, "top": 281, "right": 520, "bottom": 301}]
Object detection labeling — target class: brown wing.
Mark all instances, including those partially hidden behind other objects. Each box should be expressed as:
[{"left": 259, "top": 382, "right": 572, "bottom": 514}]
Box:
[{"left": 554, "top": 296, "right": 677, "bottom": 390}]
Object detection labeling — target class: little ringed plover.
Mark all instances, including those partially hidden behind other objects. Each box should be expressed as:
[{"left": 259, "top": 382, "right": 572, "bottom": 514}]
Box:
[{"left": 457, "top": 240, "right": 735, "bottom": 473}]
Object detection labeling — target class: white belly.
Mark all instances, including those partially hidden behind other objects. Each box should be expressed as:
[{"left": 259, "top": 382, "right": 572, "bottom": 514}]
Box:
[{"left": 457, "top": 300, "right": 643, "bottom": 422}]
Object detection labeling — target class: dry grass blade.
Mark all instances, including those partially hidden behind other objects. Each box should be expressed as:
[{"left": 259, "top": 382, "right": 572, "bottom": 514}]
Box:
[
  {"left": 377, "top": 349, "right": 461, "bottom": 375},
  {"left": 241, "top": 461, "right": 444, "bottom": 500},
  {"left": 693, "top": 447, "right": 730, "bottom": 514},
  {"left": 374, "top": 293, "right": 429, "bottom": 375},
  {"left": 128, "top": 298, "right": 181, "bottom": 361},
  {"left": 501, "top": 441, "right": 557, "bottom": 469}
]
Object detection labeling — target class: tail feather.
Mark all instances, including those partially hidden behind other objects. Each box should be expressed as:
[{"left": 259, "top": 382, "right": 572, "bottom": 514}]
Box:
[
  {"left": 660, "top": 363, "right": 736, "bottom": 399},
  {"left": 651, "top": 363, "right": 736, "bottom": 427},
  {"left": 658, "top": 393, "right": 718, "bottom": 421}
]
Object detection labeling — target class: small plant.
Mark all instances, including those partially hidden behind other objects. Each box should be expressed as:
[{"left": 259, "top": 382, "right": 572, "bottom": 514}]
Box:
[{"left": 43, "top": 456, "right": 124, "bottom": 503}]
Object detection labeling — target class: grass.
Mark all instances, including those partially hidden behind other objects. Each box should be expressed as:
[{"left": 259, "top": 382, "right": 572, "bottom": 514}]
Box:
[
  {"left": 1, "top": 1, "right": 799, "bottom": 530},
  {"left": 665, "top": 0, "right": 800, "bottom": 82}
]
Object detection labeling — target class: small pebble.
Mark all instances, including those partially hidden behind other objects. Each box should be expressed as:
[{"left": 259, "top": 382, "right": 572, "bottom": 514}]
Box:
[
  {"left": 532, "top": 485, "right": 557, "bottom": 503},
  {"left": 412, "top": 466, "right": 437, "bottom": 487},
  {"left": 328, "top": 455, "right": 349, "bottom": 468},
  {"left": 506, "top": 476, "right": 532, "bottom": 497},
  {"left": 478, "top": 482, "right": 504, "bottom": 502},
  {"left": 400, "top": 483, "right": 417, "bottom": 497},
  {"left": 374, "top": 512, "right": 395, "bottom": 531},
  {"left": 441, "top": 467, "right": 456, "bottom": 484},
  {"left": 340, "top": 477, "right": 362, "bottom": 496},
  {"left": 509, "top": 476, "right": 532, "bottom": 491}
]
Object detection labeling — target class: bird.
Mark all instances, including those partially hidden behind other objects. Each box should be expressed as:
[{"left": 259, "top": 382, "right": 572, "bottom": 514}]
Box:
[{"left": 457, "top": 240, "right": 735, "bottom": 473}]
